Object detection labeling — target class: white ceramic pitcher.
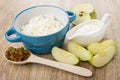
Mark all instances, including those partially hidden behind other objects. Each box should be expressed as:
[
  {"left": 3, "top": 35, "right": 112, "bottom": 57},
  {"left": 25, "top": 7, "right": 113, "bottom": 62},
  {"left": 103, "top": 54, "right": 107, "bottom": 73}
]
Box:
[{"left": 64, "top": 13, "right": 112, "bottom": 47}]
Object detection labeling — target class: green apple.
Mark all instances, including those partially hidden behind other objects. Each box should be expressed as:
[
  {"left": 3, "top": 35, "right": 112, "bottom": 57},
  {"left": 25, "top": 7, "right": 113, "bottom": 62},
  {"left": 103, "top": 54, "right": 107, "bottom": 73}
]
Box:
[
  {"left": 87, "top": 40, "right": 116, "bottom": 55},
  {"left": 67, "top": 41, "right": 92, "bottom": 61},
  {"left": 88, "top": 40, "right": 116, "bottom": 67},
  {"left": 71, "top": 3, "right": 97, "bottom": 25},
  {"left": 51, "top": 47, "right": 79, "bottom": 65},
  {"left": 101, "top": 40, "right": 116, "bottom": 47}
]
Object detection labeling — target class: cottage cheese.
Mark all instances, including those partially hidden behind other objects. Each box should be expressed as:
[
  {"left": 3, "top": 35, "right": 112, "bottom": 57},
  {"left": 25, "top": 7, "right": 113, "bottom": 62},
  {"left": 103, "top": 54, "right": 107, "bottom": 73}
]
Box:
[{"left": 21, "top": 15, "right": 63, "bottom": 36}]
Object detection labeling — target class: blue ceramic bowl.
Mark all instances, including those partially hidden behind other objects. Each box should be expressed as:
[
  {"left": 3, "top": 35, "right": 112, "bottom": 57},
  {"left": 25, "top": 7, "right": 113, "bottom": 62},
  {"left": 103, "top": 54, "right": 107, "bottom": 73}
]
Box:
[{"left": 5, "top": 5, "right": 76, "bottom": 54}]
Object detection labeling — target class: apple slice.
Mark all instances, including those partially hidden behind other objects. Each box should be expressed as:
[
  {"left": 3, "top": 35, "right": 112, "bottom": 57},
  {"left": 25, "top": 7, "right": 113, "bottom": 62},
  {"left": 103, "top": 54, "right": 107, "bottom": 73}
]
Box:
[
  {"left": 52, "top": 47, "right": 79, "bottom": 65},
  {"left": 67, "top": 41, "right": 92, "bottom": 61},
  {"left": 89, "top": 46, "right": 116, "bottom": 67},
  {"left": 87, "top": 43, "right": 100, "bottom": 55},
  {"left": 101, "top": 40, "right": 116, "bottom": 47},
  {"left": 70, "top": 3, "right": 97, "bottom": 25},
  {"left": 87, "top": 40, "right": 116, "bottom": 55},
  {"left": 88, "top": 40, "right": 116, "bottom": 67}
]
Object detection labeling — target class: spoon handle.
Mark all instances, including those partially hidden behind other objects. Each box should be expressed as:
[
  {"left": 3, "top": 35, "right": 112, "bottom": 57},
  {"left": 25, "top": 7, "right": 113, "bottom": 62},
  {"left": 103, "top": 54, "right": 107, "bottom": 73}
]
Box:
[{"left": 29, "top": 54, "right": 92, "bottom": 77}]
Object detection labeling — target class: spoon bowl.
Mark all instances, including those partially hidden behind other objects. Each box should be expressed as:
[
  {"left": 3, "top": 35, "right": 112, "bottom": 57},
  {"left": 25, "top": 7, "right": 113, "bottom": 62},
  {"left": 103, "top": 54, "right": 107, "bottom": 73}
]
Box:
[{"left": 3, "top": 51, "right": 92, "bottom": 77}]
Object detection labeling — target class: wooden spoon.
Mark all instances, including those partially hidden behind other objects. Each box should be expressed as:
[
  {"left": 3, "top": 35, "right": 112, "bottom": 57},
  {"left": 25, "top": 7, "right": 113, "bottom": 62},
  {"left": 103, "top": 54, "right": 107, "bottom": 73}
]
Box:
[{"left": 3, "top": 52, "right": 92, "bottom": 77}]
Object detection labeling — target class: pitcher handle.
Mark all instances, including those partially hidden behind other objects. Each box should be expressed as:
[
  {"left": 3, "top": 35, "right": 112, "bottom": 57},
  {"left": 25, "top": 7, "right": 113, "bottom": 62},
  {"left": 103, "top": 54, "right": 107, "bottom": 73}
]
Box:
[{"left": 101, "top": 13, "right": 112, "bottom": 28}]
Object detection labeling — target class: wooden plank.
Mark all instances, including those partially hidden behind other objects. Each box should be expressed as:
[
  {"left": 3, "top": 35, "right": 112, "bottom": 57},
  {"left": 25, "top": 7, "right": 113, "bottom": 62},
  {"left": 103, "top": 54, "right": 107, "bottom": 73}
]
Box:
[{"left": 0, "top": 0, "right": 120, "bottom": 80}]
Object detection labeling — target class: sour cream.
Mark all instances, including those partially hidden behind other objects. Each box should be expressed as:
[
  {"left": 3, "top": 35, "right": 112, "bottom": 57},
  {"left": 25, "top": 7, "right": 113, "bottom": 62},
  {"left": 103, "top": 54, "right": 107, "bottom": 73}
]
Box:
[
  {"left": 77, "top": 23, "right": 101, "bottom": 34},
  {"left": 66, "top": 20, "right": 106, "bottom": 47}
]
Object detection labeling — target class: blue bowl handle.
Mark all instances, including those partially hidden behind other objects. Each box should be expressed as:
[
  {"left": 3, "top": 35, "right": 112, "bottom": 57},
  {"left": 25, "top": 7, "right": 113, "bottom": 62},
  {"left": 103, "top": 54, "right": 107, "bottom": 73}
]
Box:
[
  {"left": 5, "top": 27, "right": 21, "bottom": 42},
  {"left": 67, "top": 11, "right": 76, "bottom": 23}
]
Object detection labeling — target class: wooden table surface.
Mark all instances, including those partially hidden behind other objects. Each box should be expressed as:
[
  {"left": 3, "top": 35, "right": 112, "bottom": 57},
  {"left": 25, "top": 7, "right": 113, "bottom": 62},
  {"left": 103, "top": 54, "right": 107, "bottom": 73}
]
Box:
[{"left": 0, "top": 0, "right": 120, "bottom": 80}]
